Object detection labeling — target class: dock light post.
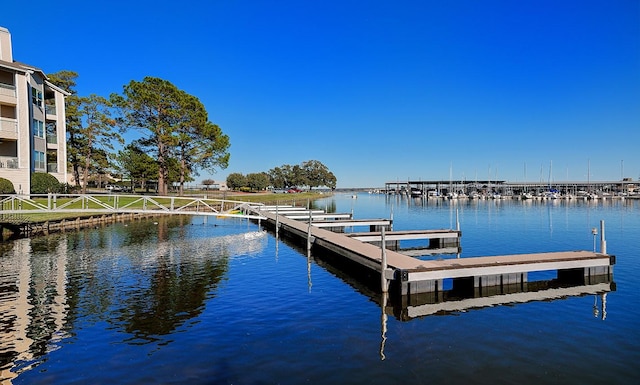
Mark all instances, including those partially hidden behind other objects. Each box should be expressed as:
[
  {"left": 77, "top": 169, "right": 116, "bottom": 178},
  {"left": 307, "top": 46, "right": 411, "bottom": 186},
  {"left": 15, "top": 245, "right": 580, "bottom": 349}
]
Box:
[{"left": 591, "top": 227, "right": 598, "bottom": 252}]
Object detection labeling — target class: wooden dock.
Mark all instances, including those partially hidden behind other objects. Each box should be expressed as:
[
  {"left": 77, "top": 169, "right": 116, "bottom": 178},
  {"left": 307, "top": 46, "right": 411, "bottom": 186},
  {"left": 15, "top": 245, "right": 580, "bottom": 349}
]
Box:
[
  {"left": 246, "top": 205, "right": 614, "bottom": 295},
  {"left": 346, "top": 229, "right": 461, "bottom": 250}
]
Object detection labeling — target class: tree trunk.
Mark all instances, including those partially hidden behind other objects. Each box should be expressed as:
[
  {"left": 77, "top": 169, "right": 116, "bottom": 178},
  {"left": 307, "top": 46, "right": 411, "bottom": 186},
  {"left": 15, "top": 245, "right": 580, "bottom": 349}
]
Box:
[
  {"left": 157, "top": 141, "right": 167, "bottom": 196},
  {"left": 82, "top": 156, "right": 91, "bottom": 194}
]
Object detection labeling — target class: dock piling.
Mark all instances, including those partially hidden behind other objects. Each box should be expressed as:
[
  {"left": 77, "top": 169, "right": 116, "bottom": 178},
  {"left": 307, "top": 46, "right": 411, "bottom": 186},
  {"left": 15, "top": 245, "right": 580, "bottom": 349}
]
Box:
[
  {"left": 600, "top": 220, "right": 607, "bottom": 254},
  {"left": 381, "top": 227, "right": 388, "bottom": 293},
  {"left": 307, "top": 208, "right": 312, "bottom": 250}
]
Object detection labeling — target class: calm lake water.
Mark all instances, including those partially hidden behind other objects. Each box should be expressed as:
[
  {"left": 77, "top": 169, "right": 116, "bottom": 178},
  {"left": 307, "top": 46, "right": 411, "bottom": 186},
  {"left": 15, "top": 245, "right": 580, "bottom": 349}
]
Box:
[{"left": 1, "top": 194, "right": 638, "bottom": 384}]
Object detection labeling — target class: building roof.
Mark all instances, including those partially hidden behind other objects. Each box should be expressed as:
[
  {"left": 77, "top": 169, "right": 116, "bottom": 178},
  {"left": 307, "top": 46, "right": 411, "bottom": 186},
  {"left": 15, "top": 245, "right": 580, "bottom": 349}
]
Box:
[
  {"left": 0, "top": 58, "right": 28, "bottom": 73},
  {"left": 0, "top": 58, "right": 69, "bottom": 95}
]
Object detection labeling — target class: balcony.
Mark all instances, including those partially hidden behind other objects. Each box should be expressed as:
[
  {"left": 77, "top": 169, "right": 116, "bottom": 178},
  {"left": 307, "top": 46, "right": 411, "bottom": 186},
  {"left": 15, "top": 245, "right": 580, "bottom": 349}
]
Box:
[
  {"left": 0, "top": 82, "right": 16, "bottom": 98},
  {"left": 45, "top": 104, "right": 57, "bottom": 116},
  {"left": 47, "top": 163, "right": 58, "bottom": 173},
  {"left": 47, "top": 134, "right": 58, "bottom": 144},
  {"left": 0, "top": 117, "right": 18, "bottom": 140},
  {"left": 0, "top": 157, "right": 19, "bottom": 169}
]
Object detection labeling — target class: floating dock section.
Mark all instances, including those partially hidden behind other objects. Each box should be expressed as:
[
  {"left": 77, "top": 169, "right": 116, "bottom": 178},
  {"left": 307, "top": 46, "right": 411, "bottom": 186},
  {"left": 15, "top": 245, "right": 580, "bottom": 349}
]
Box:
[{"left": 247, "top": 205, "right": 614, "bottom": 296}]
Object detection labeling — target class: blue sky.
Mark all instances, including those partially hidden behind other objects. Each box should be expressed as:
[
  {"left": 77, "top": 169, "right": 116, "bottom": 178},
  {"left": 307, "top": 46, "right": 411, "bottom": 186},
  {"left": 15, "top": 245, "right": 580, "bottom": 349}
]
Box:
[{"left": 3, "top": 0, "right": 639, "bottom": 187}]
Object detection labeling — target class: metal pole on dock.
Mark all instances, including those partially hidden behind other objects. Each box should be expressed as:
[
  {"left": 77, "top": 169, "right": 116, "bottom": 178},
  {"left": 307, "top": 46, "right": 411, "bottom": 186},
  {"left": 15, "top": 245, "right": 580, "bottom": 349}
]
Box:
[
  {"left": 456, "top": 208, "right": 460, "bottom": 231},
  {"left": 307, "top": 209, "right": 312, "bottom": 251},
  {"left": 275, "top": 203, "right": 279, "bottom": 238},
  {"left": 381, "top": 227, "right": 388, "bottom": 293},
  {"left": 600, "top": 220, "right": 607, "bottom": 254}
]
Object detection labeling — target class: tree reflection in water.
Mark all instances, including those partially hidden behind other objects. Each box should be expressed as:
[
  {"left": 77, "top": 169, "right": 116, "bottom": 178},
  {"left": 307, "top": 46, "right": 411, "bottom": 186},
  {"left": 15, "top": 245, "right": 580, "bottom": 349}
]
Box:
[{"left": 0, "top": 217, "right": 265, "bottom": 380}]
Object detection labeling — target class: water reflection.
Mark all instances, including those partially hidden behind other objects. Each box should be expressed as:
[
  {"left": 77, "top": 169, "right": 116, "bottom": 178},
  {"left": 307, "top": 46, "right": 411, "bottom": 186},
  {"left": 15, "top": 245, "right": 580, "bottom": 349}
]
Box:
[
  {"left": 0, "top": 238, "right": 69, "bottom": 383},
  {"left": 301, "top": 240, "right": 615, "bottom": 360},
  {"left": 0, "top": 219, "right": 266, "bottom": 382},
  {"left": 387, "top": 280, "right": 614, "bottom": 321}
]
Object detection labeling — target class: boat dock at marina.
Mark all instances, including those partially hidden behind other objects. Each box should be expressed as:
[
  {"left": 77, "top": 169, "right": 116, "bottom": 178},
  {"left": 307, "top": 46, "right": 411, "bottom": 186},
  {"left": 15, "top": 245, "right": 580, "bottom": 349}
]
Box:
[
  {"left": 246, "top": 204, "right": 614, "bottom": 295},
  {"left": 383, "top": 178, "right": 637, "bottom": 199}
]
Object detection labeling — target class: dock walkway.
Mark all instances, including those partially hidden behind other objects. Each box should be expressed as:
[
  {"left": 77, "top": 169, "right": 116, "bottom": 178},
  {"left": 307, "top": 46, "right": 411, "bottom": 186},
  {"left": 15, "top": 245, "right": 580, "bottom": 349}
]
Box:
[{"left": 246, "top": 205, "right": 614, "bottom": 295}]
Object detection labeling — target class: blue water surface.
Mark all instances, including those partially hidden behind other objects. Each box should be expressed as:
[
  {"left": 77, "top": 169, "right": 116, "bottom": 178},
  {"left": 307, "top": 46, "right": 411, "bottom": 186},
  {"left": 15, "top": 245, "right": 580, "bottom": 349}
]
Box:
[{"left": 1, "top": 194, "right": 638, "bottom": 384}]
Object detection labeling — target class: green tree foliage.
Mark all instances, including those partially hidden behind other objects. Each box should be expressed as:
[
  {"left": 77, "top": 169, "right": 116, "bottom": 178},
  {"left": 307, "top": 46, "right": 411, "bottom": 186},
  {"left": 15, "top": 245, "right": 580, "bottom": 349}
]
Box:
[
  {"left": 268, "top": 160, "right": 336, "bottom": 190},
  {"left": 112, "top": 77, "right": 181, "bottom": 195},
  {"left": 0, "top": 178, "right": 15, "bottom": 194},
  {"left": 116, "top": 142, "right": 158, "bottom": 191},
  {"left": 90, "top": 148, "right": 112, "bottom": 187},
  {"left": 226, "top": 173, "right": 247, "bottom": 190},
  {"left": 77, "top": 94, "right": 122, "bottom": 193},
  {"left": 202, "top": 179, "right": 215, "bottom": 189},
  {"left": 174, "top": 92, "right": 230, "bottom": 195},
  {"left": 31, "top": 173, "right": 64, "bottom": 193},
  {"left": 246, "top": 172, "right": 270, "bottom": 191},
  {"left": 47, "top": 71, "right": 83, "bottom": 186},
  {"left": 268, "top": 165, "right": 292, "bottom": 189},
  {"left": 113, "top": 77, "right": 230, "bottom": 196},
  {"left": 301, "top": 160, "right": 337, "bottom": 190}
]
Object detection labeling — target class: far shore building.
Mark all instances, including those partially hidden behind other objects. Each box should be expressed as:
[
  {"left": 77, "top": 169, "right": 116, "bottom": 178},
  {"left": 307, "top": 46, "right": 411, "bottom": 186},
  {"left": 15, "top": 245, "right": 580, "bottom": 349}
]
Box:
[{"left": 0, "top": 26, "right": 68, "bottom": 193}]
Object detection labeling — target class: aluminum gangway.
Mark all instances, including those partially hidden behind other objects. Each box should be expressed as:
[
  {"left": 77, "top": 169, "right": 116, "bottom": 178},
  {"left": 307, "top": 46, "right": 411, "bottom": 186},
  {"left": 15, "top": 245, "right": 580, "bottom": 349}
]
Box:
[{"left": 0, "top": 194, "right": 267, "bottom": 220}]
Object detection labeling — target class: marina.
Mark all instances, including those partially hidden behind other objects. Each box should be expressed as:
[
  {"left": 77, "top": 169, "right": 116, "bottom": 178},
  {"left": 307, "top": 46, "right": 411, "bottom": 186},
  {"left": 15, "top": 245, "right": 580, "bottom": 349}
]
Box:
[{"left": 383, "top": 178, "right": 638, "bottom": 199}]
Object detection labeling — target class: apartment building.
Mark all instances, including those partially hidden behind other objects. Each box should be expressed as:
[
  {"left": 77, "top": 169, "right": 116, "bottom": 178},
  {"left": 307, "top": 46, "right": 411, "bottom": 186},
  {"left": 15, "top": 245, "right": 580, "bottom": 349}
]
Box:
[{"left": 0, "top": 26, "right": 68, "bottom": 193}]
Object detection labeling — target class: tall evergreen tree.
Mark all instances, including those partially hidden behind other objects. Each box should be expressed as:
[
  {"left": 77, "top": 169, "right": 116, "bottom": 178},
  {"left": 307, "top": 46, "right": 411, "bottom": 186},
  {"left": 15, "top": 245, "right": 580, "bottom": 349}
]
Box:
[
  {"left": 78, "top": 94, "right": 121, "bottom": 193},
  {"left": 116, "top": 142, "right": 158, "bottom": 192},
  {"left": 113, "top": 77, "right": 229, "bottom": 196},
  {"left": 174, "top": 91, "right": 229, "bottom": 195},
  {"left": 47, "top": 71, "right": 83, "bottom": 186}
]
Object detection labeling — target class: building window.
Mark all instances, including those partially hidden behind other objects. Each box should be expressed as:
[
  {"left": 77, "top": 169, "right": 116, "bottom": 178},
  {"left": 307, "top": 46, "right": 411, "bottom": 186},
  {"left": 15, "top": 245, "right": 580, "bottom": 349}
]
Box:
[
  {"left": 34, "top": 150, "right": 45, "bottom": 170},
  {"left": 32, "top": 87, "right": 43, "bottom": 107},
  {"left": 33, "top": 119, "right": 45, "bottom": 138}
]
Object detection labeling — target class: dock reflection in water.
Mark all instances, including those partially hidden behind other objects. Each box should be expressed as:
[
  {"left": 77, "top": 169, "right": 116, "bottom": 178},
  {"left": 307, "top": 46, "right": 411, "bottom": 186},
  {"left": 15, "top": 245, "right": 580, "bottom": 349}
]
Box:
[{"left": 301, "top": 240, "right": 614, "bottom": 361}]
